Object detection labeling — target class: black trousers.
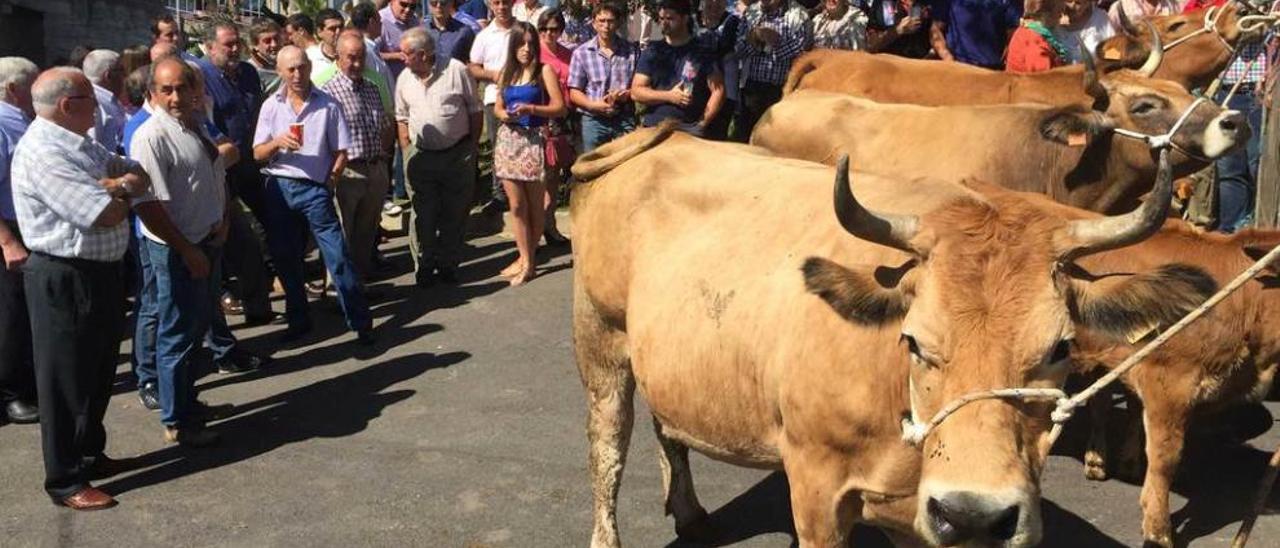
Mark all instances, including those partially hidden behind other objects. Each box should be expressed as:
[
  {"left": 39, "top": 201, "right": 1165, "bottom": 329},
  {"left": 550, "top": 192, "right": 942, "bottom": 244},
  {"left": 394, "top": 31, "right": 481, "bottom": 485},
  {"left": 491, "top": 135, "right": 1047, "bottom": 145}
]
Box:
[
  {"left": 0, "top": 223, "right": 34, "bottom": 403},
  {"left": 732, "top": 81, "right": 783, "bottom": 143},
  {"left": 25, "top": 252, "right": 125, "bottom": 499}
]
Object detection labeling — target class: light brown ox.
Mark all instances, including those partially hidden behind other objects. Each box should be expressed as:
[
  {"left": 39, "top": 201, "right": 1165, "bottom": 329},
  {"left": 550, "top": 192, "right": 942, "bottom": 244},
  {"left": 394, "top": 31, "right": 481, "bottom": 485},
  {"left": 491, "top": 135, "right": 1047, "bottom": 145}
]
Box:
[
  {"left": 782, "top": 4, "right": 1251, "bottom": 107},
  {"left": 750, "top": 83, "right": 1245, "bottom": 214},
  {"left": 1026, "top": 199, "right": 1280, "bottom": 547},
  {"left": 1097, "top": 2, "right": 1259, "bottom": 91},
  {"left": 569, "top": 125, "right": 1196, "bottom": 547}
]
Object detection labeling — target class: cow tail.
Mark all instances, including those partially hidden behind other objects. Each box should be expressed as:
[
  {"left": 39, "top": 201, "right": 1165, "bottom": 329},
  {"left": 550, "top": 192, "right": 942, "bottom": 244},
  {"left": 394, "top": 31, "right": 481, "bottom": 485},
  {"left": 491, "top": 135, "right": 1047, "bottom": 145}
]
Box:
[
  {"left": 783, "top": 51, "right": 823, "bottom": 96},
  {"left": 570, "top": 120, "right": 679, "bottom": 182}
]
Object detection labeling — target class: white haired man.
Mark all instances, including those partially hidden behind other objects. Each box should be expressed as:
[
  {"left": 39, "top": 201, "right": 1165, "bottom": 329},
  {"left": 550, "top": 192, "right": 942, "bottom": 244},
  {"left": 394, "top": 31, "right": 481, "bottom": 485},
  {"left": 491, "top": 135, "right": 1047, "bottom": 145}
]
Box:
[
  {"left": 82, "top": 49, "right": 127, "bottom": 152},
  {"left": 13, "top": 67, "right": 150, "bottom": 510},
  {"left": 0, "top": 57, "right": 38, "bottom": 426}
]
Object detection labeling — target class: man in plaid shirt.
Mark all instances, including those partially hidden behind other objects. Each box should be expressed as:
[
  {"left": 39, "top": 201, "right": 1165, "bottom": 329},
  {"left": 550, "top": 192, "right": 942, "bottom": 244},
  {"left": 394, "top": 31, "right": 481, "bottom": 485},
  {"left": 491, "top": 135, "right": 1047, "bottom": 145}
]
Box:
[
  {"left": 12, "top": 67, "right": 150, "bottom": 510},
  {"left": 568, "top": 2, "right": 638, "bottom": 152},
  {"left": 322, "top": 32, "right": 394, "bottom": 281},
  {"left": 732, "top": 0, "right": 811, "bottom": 142}
]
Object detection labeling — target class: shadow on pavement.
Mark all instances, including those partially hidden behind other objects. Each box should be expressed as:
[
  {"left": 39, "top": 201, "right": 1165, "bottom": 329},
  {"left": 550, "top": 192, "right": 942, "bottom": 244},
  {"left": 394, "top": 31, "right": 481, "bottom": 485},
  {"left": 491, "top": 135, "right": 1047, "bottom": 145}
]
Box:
[{"left": 97, "top": 351, "right": 466, "bottom": 497}]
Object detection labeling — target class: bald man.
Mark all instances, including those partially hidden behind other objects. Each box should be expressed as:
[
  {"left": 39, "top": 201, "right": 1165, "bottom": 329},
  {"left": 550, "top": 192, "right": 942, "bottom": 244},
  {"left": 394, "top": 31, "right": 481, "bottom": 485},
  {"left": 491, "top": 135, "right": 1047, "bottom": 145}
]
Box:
[
  {"left": 253, "top": 46, "right": 374, "bottom": 346},
  {"left": 150, "top": 42, "right": 180, "bottom": 62},
  {"left": 12, "top": 67, "right": 150, "bottom": 510},
  {"left": 320, "top": 33, "right": 393, "bottom": 282}
]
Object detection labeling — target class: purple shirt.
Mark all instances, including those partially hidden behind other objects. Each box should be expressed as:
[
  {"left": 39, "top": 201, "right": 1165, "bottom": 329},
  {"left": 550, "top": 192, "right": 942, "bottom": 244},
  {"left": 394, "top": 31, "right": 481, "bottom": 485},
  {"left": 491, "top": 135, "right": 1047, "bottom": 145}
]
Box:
[
  {"left": 253, "top": 87, "right": 351, "bottom": 184},
  {"left": 379, "top": 5, "right": 424, "bottom": 79},
  {"left": 567, "top": 35, "right": 637, "bottom": 102}
]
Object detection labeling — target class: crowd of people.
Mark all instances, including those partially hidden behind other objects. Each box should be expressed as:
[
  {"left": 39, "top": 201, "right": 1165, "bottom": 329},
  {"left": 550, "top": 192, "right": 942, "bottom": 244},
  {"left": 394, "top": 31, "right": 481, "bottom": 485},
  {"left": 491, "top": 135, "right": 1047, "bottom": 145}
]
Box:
[{"left": 0, "top": 0, "right": 1267, "bottom": 512}]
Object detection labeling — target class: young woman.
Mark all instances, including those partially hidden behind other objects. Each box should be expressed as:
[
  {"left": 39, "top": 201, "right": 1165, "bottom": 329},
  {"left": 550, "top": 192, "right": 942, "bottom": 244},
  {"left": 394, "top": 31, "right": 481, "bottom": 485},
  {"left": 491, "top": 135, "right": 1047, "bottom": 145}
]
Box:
[
  {"left": 538, "top": 9, "right": 575, "bottom": 246},
  {"left": 1006, "top": 0, "right": 1069, "bottom": 73},
  {"left": 494, "top": 22, "right": 568, "bottom": 286}
]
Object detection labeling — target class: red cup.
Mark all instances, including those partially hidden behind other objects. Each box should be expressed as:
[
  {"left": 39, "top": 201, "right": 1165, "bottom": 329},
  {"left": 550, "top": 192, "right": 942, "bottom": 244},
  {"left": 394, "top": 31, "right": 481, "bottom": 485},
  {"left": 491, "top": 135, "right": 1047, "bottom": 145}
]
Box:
[{"left": 289, "top": 123, "right": 304, "bottom": 146}]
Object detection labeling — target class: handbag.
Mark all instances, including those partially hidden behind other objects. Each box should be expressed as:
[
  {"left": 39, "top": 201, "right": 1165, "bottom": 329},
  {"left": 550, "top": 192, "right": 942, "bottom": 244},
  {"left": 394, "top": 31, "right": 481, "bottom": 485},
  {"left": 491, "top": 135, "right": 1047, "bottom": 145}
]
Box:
[{"left": 544, "top": 125, "right": 576, "bottom": 169}]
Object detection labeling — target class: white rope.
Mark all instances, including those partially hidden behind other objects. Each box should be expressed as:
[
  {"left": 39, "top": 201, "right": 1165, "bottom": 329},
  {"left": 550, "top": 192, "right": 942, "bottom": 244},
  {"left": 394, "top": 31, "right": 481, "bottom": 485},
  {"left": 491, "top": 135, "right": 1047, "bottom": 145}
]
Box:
[
  {"left": 1112, "top": 97, "right": 1212, "bottom": 161},
  {"left": 900, "top": 241, "right": 1280, "bottom": 454},
  {"left": 1164, "top": 6, "right": 1235, "bottom": 54}
]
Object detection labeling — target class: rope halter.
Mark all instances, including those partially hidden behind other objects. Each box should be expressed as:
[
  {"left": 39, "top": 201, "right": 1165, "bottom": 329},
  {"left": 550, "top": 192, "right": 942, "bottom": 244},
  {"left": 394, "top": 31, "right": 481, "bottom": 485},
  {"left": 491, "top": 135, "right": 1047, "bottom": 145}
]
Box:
[
  {"left": 1163, "top": 6, "right": 1236, "bottom": 55},
  {"left": 1111, "top": 96, "right": 1212, "bottom": 162}
]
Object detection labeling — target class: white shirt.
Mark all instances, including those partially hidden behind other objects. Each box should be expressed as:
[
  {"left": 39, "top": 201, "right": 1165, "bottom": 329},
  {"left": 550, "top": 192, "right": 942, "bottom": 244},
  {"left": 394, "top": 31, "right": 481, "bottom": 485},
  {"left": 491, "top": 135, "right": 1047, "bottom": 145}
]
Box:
[
  {"left": 513, "top": 1, "right": 547, "bottom": 25},
  {"left": 306, "top": 45, "right": 338, "bottom": 84},
  {"left": 89, "top": 83, "right": 126, "bottom": 153},
  {"left": 11, "top": 117, "right": 134, "bottom": 261},
  {"left": 469, "top": 22, "right": 514, "bottom": 105},
  {"left": 396, "top": 57, "right": 482, "bottom": 150},
  {"left": 1055, "top": 7, "right": 1117, "bottom": 64},
  {"left": 129, "top": 108, "right": 227, "bottom": 245}
]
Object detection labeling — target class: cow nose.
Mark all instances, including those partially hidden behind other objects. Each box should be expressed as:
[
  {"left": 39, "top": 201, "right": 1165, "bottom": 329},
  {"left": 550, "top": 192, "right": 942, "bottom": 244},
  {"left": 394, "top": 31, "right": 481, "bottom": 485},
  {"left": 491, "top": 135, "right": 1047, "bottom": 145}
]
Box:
[
  {"left": 926, "top": 492, "right": 1021, "bottom": 545},
  {"left": 1218, "top": 113, "right": 1241, "bottom": 134}
]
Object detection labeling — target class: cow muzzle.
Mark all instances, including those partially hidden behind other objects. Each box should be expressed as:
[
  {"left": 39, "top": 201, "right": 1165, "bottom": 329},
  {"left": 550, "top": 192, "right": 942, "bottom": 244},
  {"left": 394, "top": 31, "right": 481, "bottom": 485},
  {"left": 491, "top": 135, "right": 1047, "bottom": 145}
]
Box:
[
  {"left": 919, "top": 488, "right": 1041, "bottom": 548},
  {"left": 1202, "top": 108, "right": 1249, "bottom": 159}
]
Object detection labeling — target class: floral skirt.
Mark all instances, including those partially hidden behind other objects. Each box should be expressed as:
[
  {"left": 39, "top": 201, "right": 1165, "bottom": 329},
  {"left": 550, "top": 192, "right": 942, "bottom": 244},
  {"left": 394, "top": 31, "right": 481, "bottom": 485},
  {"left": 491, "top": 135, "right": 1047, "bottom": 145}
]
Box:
[{"left": 494, "top": 124, "right": 545, "bottom": 183}]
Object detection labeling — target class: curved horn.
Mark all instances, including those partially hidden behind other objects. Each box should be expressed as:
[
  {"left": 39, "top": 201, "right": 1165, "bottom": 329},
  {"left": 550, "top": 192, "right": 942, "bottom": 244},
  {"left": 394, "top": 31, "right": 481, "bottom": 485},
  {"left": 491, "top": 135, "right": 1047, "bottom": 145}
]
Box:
[
  {"left": 1117, "top": 3, "right": 1141, "bottom": 37},
  {"left": 1080, "top": 43, "right": 1107, "bottom": 103},
  {"left": 832, "top": 155, "right": 920, "bottom": 253},
  {"left": 1137, "top": 20, "right": 1164, "bottom": 76},
  {"left": 1059, "top": 149, "right": 1173, "bottom": 262}
]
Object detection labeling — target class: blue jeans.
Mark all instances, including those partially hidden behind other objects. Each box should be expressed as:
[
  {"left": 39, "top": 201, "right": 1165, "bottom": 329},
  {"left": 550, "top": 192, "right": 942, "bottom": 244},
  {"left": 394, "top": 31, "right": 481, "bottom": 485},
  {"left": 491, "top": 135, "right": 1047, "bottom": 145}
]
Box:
[
  {"left": 263, "top": 176, "right": 371, "bottom": 333},
  {"left": 581, "top": 113, "right": 636, "bottom": 153},
  {"left": 131, "top": 228, "right": 158, "bottom": 387},
  {"left": 392, "top": 148, "right": 407, "bottom": 201},
  {"left": 1215, "top": 87, "right": 1263, "bottom": 233},
  {"left": 147, "top": 239, "right": 218, "bottom": 428},
  {"left": 133, "top": 235, "right": 237, "bottom": 389}
]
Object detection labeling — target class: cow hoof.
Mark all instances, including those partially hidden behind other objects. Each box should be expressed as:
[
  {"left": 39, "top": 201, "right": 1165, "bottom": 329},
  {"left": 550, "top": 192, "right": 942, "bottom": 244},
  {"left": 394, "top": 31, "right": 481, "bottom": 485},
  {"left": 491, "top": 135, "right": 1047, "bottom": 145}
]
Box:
[
  {"left": 1142, "top": 535, "right": 1173, "bottom": 548},
  {"left": 1084, "top": 451, "right": 1108, "bottom": 481},
  {"left": 675, "top": 511, "right": 715, "bottom": 543}
]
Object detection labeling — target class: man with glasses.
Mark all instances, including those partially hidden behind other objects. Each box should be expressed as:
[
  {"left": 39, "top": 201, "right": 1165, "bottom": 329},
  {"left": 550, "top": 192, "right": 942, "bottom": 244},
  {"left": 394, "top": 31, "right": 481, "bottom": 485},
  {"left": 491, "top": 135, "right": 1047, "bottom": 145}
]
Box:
[
  {"left": 632, "top": 0, "right": 724, "bottom": 138},
  {"left": 397, "top": 28, "right": 482, "bottom": 287},
  {"left": 428, "top": 0, "right": 477, "bottom": 63},
  {"left": 13, "top": 67, "right": 150, "bottom": 510},
  {"left": 568, "top": 2, "right": 637, "bottom": 151},
  {"left": 308, "top": 9, "right": 347, "bottom": 81},
  {"left": 380, "top": 0, "right": 426, "bottom": 79}
]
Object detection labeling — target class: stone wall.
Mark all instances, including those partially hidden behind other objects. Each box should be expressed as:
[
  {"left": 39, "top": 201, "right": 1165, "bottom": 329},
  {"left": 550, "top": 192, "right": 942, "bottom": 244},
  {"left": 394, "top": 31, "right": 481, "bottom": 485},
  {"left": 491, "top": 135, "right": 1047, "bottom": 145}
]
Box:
[{"left": 0, "top": 0, "right": 167, "bottom": 66}]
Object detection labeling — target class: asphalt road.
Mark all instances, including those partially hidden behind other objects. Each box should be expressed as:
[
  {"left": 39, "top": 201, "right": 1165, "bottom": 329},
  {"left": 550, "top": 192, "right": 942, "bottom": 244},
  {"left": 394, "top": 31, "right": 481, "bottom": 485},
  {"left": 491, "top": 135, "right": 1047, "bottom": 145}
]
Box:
[{"left": 1, "top": 216, "right": 1278, "bottom": 547}]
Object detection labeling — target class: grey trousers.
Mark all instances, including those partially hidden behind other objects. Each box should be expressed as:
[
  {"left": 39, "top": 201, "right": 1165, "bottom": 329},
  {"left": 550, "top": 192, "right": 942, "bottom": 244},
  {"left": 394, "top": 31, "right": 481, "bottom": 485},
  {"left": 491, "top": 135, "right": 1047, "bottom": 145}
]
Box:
[
  {"left": 335, "top": 161, "right": 391, "bottom": 280},
  {"left": 406, "top": 139, "right": 477, "bottom": 276}
]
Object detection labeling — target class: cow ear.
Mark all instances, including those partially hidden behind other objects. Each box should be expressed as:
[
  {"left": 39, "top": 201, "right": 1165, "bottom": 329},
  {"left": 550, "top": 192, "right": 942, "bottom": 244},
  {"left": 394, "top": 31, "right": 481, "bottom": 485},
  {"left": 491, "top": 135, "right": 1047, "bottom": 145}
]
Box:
[
  {"left": 1070, "top": 263, "right": 1217, "bottom": 342},
  {"left": 1040, "top": 109, "right": 1114, "bottom": 146},
  {"left": 802, "top": 257, "right": 912, "bottom": 326},
  {"left": 1243, "top": 245, "right": 1280, "bottom": 275}
]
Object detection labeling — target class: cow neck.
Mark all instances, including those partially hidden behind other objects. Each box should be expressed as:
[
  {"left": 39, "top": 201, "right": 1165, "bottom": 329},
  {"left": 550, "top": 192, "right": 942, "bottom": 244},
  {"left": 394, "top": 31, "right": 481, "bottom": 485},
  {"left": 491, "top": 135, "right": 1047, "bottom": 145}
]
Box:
[{"left": 1162, "top": 6, "right": 1234, "bottom": 55}]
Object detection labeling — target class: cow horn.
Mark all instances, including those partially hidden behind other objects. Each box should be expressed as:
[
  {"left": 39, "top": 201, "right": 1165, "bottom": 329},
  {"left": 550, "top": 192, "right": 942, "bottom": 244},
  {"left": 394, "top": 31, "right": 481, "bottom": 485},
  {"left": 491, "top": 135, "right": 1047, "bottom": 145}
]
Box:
[
  {"left": 1137, "top": 21, "right": 1164, "bottom": 76},
  {"left": 1059, "top": 149, "right": 1173, "bottom": 261},
  {"left": 1081, "top": 44, "right": 1107, "bottom": 103},
  {"left": 1117, "top": 3, "right": 1141, "bottom": 37},
  {"left": 832, "top": 155, "right": 920, "bottom": 253}
]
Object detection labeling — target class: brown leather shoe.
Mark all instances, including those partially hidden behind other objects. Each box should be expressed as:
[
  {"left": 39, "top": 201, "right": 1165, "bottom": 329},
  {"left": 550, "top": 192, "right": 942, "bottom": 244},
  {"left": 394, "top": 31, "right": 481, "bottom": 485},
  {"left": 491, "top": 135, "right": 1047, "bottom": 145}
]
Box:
[
  {"left": 59, "top": 487, "right": 117, "bottom": 511},
  {"left": 164, "top": 425, "right": 220, "bottom": 447}
]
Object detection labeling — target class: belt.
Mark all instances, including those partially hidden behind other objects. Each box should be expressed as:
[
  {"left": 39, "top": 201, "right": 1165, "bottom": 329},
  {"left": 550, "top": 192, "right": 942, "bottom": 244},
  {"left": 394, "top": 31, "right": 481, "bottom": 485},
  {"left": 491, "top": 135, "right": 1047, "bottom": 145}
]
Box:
[
  {"left": 346, "top": 157, "right": 384, "bottom": 166},
  {"left": 416, "top": 135, "right": 470, "bottom": 153}
]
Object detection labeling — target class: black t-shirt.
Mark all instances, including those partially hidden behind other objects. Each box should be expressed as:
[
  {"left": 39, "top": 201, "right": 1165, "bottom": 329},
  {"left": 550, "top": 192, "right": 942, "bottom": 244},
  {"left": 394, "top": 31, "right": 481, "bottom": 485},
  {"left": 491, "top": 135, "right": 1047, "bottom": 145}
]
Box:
[
  {"left": 636, "top": 39, "right": 720, "bottom": 126},
  {"left": 862, "top": 0, "right": 936, "bottom": 59}
]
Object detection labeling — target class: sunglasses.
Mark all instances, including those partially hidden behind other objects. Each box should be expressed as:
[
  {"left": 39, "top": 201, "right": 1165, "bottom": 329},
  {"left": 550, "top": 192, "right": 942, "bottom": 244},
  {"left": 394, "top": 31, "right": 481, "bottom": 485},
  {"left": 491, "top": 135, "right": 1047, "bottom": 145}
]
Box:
[
  {"left": 400, "top": 1, "right": 420, "bottom": 10},
  {"left": 539, "top": 26, "right": 564, "bottom": 32}
]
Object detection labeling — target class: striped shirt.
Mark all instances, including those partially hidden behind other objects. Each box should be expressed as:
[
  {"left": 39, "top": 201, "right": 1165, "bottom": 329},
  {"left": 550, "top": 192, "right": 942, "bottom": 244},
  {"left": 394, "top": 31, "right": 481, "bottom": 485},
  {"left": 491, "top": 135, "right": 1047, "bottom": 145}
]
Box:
[
  {"left": 811, "top": 6, "right": 869, "bottom": 51},
  {"left": 567, "top": 35, "right": 638, "bottom": 102},
  {"left": 11, "top": 117, "right": 134, "bottom": 261},
  {"left": 321, "top": 71, "right": 389, "bottom": 161},
  {"left": 736, "top": 6, "right": 812, "bottom": 86},
  {"left": 1222, "top": 41, "right": 1268, "bottom": 84}
]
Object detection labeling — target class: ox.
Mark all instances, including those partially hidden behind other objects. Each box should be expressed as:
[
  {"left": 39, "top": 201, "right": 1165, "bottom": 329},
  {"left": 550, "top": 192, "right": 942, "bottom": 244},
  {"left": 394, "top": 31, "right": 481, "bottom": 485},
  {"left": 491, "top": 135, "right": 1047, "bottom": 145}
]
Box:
[
  {"left": 750, "top": 80, "right": 1245, "bottom": 214},
  {"left": 569, "top": 125, "right": 1195, "bottom": 547},
  {"left": 782, "top": 4, "right": 1254, "bottom": 107},
  {"left": 1097, "top": 2, "right": 1258, "bottom": 91},
  {"left": 1034, "top": 207, "right": 1280, "bottom": 547}
]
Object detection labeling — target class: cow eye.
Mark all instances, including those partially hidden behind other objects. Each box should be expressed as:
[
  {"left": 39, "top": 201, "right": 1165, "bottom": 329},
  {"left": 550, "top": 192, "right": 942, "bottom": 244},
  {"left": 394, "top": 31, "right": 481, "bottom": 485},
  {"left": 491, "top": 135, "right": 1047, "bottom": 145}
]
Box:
[
  {"left": 1130, "top": 101, "right": 1158, "bottom": 116},
  {"left": 1049, "top": 339, "right": 1073, "bottom": 364},
  {"left": 1167, "top": 21, "right": 1186, "bottom": 33},
  {"left": 901, "top": 333, "right": 922, "bottom": 359}
]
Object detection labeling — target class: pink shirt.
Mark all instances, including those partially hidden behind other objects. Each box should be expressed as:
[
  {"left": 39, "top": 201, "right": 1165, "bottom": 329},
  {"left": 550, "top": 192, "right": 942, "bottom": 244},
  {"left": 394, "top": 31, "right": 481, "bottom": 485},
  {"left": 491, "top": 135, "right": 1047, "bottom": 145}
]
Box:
[{"left": 540, "top": 40, "right": 572, "bottom": 101}]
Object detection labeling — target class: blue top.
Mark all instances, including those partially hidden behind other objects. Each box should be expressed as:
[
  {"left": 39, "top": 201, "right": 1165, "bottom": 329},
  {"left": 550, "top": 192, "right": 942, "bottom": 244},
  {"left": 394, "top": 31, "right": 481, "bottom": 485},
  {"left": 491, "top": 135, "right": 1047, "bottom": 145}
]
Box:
[
  {"left": 426, "top": 16, "right": 478, "bottom": 64},
  {"left": 0, "top": 101, "right": 30, "bottom": 221},
  {"left": 502, "top": 83, "right": 546, "bottom": 128},
  {"left": 934, "top": 0, "right": 1022, "bottom": 69},
  {"left": 458, "top": 0, "right": 490, "bottom": 24},
  {"left": 636, "top": 40, "right": 719, "bottom": 127},
  {"left": 197, "top": 59, "right": 262, "bottom": 157}
]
